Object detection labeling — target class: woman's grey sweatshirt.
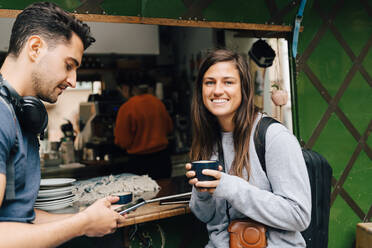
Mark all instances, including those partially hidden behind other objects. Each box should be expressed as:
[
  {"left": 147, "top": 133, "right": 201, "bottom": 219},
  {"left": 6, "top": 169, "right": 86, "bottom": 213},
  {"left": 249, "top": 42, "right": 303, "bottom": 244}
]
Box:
[{"left": 189, "top": 116, "right": 311, "bottom": 248}]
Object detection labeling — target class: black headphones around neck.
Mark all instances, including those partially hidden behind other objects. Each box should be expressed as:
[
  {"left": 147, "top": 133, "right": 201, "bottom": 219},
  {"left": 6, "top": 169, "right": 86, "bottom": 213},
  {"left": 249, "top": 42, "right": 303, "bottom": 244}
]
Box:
[{"left": 0, "top": 74, "right": 48, "bottom": 135}]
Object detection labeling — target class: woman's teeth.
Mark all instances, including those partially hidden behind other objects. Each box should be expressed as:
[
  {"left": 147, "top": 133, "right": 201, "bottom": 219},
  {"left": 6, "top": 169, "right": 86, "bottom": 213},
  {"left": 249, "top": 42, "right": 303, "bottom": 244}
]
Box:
[{"left": 212, "top": 99, "right": 228, "bottom": 103}]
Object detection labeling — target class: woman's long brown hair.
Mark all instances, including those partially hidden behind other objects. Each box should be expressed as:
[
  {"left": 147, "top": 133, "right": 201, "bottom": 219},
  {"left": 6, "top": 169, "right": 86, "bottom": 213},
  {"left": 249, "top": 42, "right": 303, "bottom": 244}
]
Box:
[{"left": 190, "top": 49, "right": 257, "bottom": 179}]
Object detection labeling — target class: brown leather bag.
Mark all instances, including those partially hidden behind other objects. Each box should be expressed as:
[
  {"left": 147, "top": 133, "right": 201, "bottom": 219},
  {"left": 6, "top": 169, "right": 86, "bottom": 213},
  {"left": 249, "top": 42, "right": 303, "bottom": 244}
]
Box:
[{"left": 228, "top": 218, "right": 267, "bottom": 248}]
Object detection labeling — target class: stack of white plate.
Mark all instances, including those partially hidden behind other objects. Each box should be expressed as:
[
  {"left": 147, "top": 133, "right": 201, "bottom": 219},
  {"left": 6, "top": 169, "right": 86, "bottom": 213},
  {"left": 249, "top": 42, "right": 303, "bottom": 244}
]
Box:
[{"left": 35, "top": 178, "right": 77, "bottom": 211}]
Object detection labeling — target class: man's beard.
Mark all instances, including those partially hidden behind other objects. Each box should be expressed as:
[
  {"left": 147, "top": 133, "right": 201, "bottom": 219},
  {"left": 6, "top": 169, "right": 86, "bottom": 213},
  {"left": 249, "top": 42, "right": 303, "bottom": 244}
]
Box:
[{"left": 31, "top": 71, "right": 57, "bottom": 103}]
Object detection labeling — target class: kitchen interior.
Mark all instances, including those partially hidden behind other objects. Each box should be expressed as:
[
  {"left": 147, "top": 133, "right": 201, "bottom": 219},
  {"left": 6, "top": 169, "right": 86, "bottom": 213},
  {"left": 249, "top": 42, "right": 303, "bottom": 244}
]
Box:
[{"left": 0, "top": 18, "right": 293, "bottom": 247}]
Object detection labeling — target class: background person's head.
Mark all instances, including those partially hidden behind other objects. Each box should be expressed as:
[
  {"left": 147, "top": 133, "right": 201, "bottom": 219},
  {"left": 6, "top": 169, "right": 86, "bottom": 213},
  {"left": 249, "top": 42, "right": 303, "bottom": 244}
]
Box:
[
  {"left": 116, "top": 71, "right": 156, "bottom": 99},
  {"left": 117, "top": 81, "right": 133, "bottom": 100},
  {"left": 133, "top": 73, "right": 156, "bottom": 96},
  {"left": 8, "top": 2, "right": 95, "bottom": 57},
  {"left": 116, "top": 70, "right": 135, "bottom": 100}
]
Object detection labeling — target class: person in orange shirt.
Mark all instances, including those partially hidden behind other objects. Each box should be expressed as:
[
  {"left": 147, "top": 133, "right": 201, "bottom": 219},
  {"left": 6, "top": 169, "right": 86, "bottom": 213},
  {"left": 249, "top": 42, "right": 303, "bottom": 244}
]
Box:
[{"left": 114, "top": 73, "right": 173, "bottom": 179}]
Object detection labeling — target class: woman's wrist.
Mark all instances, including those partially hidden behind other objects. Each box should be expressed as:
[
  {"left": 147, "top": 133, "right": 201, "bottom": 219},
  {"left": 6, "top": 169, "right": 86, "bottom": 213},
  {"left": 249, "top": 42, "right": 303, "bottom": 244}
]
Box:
[{"left": 193, "top": 186, "right": 212, "bottom": 200}]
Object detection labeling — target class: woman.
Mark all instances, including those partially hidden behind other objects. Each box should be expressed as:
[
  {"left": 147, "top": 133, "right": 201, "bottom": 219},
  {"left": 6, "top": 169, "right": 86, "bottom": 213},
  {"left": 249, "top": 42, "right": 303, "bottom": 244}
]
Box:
[{"left": 185, "top": 49, "right": 311, "bottom": 248}]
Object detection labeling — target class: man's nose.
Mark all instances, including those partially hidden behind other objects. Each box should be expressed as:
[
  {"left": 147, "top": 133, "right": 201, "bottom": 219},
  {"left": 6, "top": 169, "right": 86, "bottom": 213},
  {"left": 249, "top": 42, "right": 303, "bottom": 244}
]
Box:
[{"left": 66, "top": 71, "right": 77, "bottom": 88}]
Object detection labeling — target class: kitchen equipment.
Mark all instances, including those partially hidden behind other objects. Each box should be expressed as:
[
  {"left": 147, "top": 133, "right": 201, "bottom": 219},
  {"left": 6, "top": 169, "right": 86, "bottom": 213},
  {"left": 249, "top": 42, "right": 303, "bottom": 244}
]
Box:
[
  {"left": 59, "top": 139, "right": 75, "bottom": 164},
  {"left": 59, "top": 120, "right": 76, "bottom": 164},
  {"left": 78, "top": 99, "right": 123, "bottom": 161}
]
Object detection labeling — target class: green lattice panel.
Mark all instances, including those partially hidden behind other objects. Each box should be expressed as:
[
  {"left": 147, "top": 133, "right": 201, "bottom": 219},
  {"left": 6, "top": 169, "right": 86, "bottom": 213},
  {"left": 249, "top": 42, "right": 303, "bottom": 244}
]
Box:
[
  {"left": 0, "top": 0, "right": 38, "bottom": 9},
  {"left": 338, "top": 72, "right": 372, "bottom": 134},
  {"left": 312, "top": 113, "right": 358, "bottom": 179},
  {"left": 315, "top": 0, "right": 339, "bottom": 12},
  {"left": 297, "top": 71, "right": 328, "bottom": 143},
  {"left": 0, "top": 0, "right": 81, "bottom": 10},
  {"left": 142, "top": 0, "right": 187, "bottom": 19},
  {"left": 329, "top": 196, "right": 360, "bottom": 248},
  {"left": 101, "top": 0, "right": 140, "bottom": 16},
  {"left": 362, "top": 42, "right": 372, "bottom": 72},
  {"left": 333, "top": 0, "right": 372, "bottom": 57},
  {"left": 0, "top": 0, "right": 140, "bottom": 15},
  {"left": 297, "top": 2, "right": 372, "bottom": 247},
  {"left": 203, "top": 0, "right": 270, "bottom": 23},
  {"left": 277, "top": 1, "right": 303, "bottom": 26},
  {"left": 298, "top": 3, "right": 323, "bottom": 55},
  {"left": 343, "top": 151, "right": 372, "bottom": 214},
  {"left": 306, "top": 29, "right": 353, "bottom": 97}
]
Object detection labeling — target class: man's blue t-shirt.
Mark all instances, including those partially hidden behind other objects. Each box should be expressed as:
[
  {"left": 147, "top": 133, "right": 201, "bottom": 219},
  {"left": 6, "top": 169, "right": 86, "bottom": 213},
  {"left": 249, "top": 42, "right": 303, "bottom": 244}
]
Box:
[{"left": 0, "top": 99, "right": 40, "bottom": 223}]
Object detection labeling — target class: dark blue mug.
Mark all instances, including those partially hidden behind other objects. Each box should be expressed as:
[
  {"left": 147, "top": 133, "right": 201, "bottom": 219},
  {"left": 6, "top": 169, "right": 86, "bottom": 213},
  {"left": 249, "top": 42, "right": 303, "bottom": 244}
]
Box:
[
  {"left": 191, "top": 160, "right": 219, "bottom": 181},
  {"left": 112, "top": 192, "right": 133, "bottom": 205}
]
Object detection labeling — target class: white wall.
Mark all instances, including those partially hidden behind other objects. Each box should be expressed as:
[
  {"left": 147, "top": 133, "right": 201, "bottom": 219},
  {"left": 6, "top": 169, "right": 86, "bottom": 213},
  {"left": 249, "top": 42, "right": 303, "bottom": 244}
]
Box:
[
  {"left": 85, "top": 22, "right": 159, "bottom": 55},
  {"left": 0, "top": 18, "right": 159, "bottom": 54},
  {"left": 0, "top": 18, "right": 14, "bottom": 51}
]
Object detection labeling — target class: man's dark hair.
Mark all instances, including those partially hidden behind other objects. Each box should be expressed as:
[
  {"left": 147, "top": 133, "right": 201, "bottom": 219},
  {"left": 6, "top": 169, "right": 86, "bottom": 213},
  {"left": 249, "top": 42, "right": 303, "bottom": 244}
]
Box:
[{"left": 8, "top": 1, "right": 95, "bottom": 56}]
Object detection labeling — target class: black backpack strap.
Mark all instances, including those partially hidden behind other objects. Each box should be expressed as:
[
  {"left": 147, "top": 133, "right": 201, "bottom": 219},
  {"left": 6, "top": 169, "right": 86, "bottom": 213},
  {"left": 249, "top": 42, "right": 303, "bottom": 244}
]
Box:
[
  {"left": 217, "top": 140, "right": 232, "bottom": 223},
  {"left": 254, "top": 116, "right": 280, "bottom": 173}
]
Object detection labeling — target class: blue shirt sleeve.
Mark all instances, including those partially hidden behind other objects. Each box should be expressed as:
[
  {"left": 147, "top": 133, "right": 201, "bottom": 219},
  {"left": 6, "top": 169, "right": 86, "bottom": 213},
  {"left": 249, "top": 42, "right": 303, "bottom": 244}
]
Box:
[{"left": 0, "top": 99, "right": 16, "bottom": 175}]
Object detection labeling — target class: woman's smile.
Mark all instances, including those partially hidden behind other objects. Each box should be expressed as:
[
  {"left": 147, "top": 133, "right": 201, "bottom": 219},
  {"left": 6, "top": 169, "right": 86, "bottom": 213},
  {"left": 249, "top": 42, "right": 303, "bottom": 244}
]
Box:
[{"left": 211, "top": 98, "right": 229, "bottom": 103}]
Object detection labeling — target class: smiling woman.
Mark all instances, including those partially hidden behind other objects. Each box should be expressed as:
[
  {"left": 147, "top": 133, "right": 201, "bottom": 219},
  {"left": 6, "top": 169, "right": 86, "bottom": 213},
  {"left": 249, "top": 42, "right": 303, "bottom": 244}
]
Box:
[{"left": 186, "top": 49, "right": 311, "bottom": 248}]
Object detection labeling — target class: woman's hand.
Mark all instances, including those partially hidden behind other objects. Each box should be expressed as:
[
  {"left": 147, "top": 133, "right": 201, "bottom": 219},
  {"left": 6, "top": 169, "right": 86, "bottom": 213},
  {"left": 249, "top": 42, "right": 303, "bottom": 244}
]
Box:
[{"left": 185, "top": 163, "right": 223, "bottom": 194}]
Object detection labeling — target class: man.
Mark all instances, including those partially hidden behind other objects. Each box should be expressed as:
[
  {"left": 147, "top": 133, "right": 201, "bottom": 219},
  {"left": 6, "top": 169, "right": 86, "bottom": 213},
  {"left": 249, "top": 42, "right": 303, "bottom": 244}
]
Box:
[
  {"left": 115, "top": 72, "right": 173, "bottom": 179},
  {"left": 0, "top": 2, "right": 126, "bottom": 247}
]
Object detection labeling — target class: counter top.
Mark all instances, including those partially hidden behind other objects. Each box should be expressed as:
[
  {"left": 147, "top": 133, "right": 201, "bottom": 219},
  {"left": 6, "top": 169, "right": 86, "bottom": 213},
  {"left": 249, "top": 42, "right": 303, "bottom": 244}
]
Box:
[{"left": 122, "top": 202, "right": 190, "bottom": 227}]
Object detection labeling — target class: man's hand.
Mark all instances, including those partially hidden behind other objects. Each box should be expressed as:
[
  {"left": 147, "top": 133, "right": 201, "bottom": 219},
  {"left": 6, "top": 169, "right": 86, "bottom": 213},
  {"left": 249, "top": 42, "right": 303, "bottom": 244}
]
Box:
[
  {"left": 185, "top": 163, "right": 223, "bottom": 194},
  {"left": 78, "top": 196, "right": 126, "bottom": 237}
]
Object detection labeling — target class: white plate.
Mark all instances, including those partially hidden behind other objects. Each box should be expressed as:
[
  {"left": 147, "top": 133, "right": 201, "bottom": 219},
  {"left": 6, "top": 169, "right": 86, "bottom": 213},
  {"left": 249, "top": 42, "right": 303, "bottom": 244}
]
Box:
[
  {"left": 36, "top": 193, "right": 74, "bottom": 202},
  {"left": 35, "top": 196, "right": 77, "bottom": 207},
  {"left": 35, "top": 196, "right": 77, "bottom": 206},
  {"left": 35, "top": 201, "right": 73, "bottom": 211},
  {"left": 37, "top": 190, "right": 72, "bottom": 198},
  {"left": 39, "top": 186, "right": 73, "bottom": 194},
  {"left": 38, "top": 186, "right": 73, "bottom": 198},
  {"left": 40, "top": 178, "right": 76, "bottom": 187}
]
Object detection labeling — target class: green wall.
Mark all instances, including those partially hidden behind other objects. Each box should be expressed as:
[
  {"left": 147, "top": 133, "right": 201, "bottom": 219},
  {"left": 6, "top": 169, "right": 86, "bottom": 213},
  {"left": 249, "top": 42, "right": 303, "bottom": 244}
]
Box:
[{"left": 297, "top": 1, "right": 372, "bottom": 247}]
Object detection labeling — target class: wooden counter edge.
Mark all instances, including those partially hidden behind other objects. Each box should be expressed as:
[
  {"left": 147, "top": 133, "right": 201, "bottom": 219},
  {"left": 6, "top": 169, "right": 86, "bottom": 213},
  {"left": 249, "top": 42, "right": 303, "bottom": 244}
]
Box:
[{"left": 121, "top": 204, "right": 191, "bottom": 227}]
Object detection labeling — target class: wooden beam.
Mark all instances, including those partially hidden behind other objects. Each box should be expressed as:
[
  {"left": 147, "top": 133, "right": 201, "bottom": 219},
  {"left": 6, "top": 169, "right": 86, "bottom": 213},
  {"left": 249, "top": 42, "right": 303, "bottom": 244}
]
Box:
[
  {"left": 0, "top": 9, "right": 19, "bottom": 18},
  {"left": 0, "top": 9, "right": 301, "bottom": 32}
]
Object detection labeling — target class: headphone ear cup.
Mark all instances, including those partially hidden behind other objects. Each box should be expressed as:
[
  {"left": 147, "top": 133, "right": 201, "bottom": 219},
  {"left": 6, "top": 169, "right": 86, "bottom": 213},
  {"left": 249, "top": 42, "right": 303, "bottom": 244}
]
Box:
[{"left": 19, "top": 96, "right": 48, "bottom": 134}]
